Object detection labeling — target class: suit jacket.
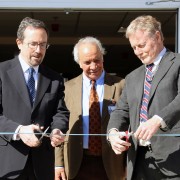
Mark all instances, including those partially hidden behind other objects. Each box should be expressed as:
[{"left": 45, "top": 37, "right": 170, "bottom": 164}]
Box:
[
  {"left": 55, "top": 73, "right": 126, "bottom": 180},
  {"left": 0, "top": 57, "right": 69, "bottom": 179},
  {"left": 107, "top": 50, "right": 180, "bottom": 180}
]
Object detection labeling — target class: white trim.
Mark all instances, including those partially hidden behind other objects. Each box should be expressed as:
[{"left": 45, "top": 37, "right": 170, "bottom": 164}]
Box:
[
  {"left": 0, "top": 0, "right": 180, "bottom": 10},
  {"left": 177, "top": 8, "right": 180, "bottom": 53}
]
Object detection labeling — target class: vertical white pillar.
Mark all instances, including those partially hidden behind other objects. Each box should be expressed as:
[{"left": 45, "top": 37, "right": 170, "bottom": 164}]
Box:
[{"left": 177, "top": 8, "right": 180, "bottom": 53}]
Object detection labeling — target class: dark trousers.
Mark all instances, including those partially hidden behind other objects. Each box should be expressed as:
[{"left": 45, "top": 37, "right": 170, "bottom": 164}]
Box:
[
  {"left": 0, "top": 154, "right": 36, "bottom": 180},
  {"left": 132, "top": 146, "right": 180, "bottom": 180},
  {"left": 72, "top": 151, "right": 108, "bottom": 180}
]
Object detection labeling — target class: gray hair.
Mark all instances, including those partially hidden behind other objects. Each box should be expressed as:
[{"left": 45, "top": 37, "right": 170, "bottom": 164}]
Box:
[
  {"left": 73, "top": 36, "right": 106, "bottom": 63},
  {"left": 126, "top": 15, "right": 164, "bottom": 41},
  {"left": 17, "top": 17, "right": 49, "bottom": 41}
]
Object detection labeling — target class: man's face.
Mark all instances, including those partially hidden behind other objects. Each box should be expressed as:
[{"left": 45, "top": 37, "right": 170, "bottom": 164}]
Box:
[
  {"left": 79, "top": 43, "right": 104, "bottom": 81},
  {"left": 129, "top": 30, "right": 163, "bottom": 65},
  {"left": 16, "top": 26, "right": 48, "bottom": 67}
]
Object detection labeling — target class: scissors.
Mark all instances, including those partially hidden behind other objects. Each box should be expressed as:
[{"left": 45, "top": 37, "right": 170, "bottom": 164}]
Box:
[
  {"left": 119, "top": 131, "right": 133, "bottom": 150},
  {"left": 119, "top": 131, "right": 133, "bottom": 142},
  {"left": 35, "top": 126, "right": 50, "bottom": 143},
  {"left": 119, "top": 131, "right": 153, "bottom": 152}
]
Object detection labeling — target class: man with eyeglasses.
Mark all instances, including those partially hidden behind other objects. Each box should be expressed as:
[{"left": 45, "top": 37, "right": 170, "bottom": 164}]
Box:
[{"left": 0, "top": 17, "right": 69, "bottom": 180}]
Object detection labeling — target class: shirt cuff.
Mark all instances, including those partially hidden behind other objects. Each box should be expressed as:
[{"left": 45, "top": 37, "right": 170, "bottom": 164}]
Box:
[
  {"left": 12, "top": 125, "right": 23, "bottom": 140},
  {"left": 55, "top": 166, "right": 64, "bottom": 169},
  {"left": 153, "top": 115, "right": 167, "bottom": 129},
  {"left": 107, "top": 128, "right": 119, "bottom": 141}
]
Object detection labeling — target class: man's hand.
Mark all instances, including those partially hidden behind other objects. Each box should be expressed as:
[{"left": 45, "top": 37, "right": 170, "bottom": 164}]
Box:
[
  {"left": 50, "top": 129, "right": 65, "bottom": 147},
  {"left": 108, "top": 129, "right": 131, "bottom": 155},
  {"left": 134, "top": 116, "right": 161, "bottom": 140},
  {"left": 55, "top": 168, "right": 66, "bottom": 180},
  {"left": 19, "top": 124, "right": 42, "bottom": 147}
]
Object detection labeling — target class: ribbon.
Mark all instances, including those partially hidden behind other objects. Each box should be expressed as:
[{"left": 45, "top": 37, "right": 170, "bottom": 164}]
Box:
[{"left": 0, "top": 132, "right": 180, "bottom": 137}]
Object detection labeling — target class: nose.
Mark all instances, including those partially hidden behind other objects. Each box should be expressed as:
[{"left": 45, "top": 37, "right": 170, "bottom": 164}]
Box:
[
  {"left": 35, "top": 45, "right": 42, "bottom": 52},
  {"left": 134, "top": 47, "right": 142, "bottom": 56},
  {"left": 90, "top": 62, "right": 97, "bottom": 69}
]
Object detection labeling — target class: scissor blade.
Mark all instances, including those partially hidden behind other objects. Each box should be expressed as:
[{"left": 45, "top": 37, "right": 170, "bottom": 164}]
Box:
[{"left": 39, "top": 126, "right": 50, "bottom": 141}]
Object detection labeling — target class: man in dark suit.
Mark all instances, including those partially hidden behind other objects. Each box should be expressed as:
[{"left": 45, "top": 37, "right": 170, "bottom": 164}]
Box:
[
  {"left": 0, "top": 17, "right": 69, "bottom": 180},
  {"left": 54, "top": 37, "right": 126, "bottom": 180},
  {"left": 107, "top": 15, "right": 180, "bottom": 180}
]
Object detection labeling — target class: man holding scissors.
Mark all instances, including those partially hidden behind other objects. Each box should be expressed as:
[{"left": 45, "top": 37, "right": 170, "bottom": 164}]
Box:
[
  {"left": 108, "top": 15, "right": 180, "bottom": 180},
  {"left": 0, "top": 17, "right": 69, "bottom": 180}
]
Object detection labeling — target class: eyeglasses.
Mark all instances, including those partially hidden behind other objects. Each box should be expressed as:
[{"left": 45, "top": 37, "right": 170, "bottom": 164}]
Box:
[{"left": 26, "top": 42, "right": 50, "bottom": 50}]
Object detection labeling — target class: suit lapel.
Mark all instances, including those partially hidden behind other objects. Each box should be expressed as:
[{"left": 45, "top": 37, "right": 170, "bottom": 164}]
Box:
[
  {"left": 149, "top": 51, "right": 174, "bottom": 99},
  {"left": 7, "top": 59, "right": 32, "bottom": 109},
  {"left": 133, "top": 67, "right": 146, "bottom": 129},
  {"left": 7, "top": 60, "right": 52, "bottom": 111},
  {"left": 135, "top": 66, "right": 146, "bottom": 110},
  {"left": 71, "top": 75, "right": 82, "bottom": 115},
  {"left": 33, "top": 66, "right": 50, "bottom": 110},
  {"left": 102, "top": 74, "right": 116, "bottom": 121}
]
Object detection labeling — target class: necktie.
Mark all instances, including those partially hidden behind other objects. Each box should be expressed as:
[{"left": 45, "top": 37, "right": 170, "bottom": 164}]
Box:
[
  {"left": 89, "top": 80, "right": 102, "bottom": 156},
  {"left": 27, "top": 67, "right": 35, "bottom": 106},
  {"left": 140, "top": 64, "right": 154, "bottom": 122}
]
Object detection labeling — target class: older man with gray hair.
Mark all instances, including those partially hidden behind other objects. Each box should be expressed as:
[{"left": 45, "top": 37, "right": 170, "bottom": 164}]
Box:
[{"left": 55, "top": 36, "right": 126, "bottom": 180}]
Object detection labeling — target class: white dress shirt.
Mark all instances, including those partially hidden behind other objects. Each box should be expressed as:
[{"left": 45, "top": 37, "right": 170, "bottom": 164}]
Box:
[
  {"left": 82, "top": 71, "right": 105, "bottom": 149},
  {"left": 13, "top": 55, "right": 39, "bottom": 140}
]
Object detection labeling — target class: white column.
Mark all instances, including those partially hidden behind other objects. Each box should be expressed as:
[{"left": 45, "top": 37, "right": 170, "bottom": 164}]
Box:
[{"left": 177, "top": 8, "right": 180, "bottom": 53}]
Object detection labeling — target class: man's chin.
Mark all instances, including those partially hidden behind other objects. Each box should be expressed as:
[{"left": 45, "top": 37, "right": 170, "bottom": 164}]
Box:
[
  {"left": 88, "top": 74, "right": 100, "bottom": 80},
  {"left": 141, "top": 59, "right": 149, "bottom": 65},
  {"left": 31, "top": 58, "right": 42, "bottom": 66}
]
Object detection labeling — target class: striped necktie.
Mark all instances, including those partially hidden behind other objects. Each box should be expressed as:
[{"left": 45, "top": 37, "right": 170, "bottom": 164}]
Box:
[
  {"left": 140, "top": 63, "right": 154, "bottom": 122},
  {"left": 27, "top": 67, "right": 36, "bottom": 106}
]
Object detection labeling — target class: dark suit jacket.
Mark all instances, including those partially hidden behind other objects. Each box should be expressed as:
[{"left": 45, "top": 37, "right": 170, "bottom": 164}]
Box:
[
  {"left": 55, "top": 73, "right": 126, "bottom": 180},
  {"left": 0, "top": 57, "right": 69, "bottom": 179},
  {"left": 107, "top": 50, "right": 180, "bottom": 180}
]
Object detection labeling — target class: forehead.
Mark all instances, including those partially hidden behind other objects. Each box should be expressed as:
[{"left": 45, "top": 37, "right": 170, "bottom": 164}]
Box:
[
  {"left": 79, "top": 43, "right": 100, "bottom": 56},
  {"left": 23, "top": 26, "right": 48, "bottom": 41},
  {"left": 129, "top": 30, "right": 150, "bottom": 46},
  {"left": 79, "top": 43, "right": 99, "bottom": 54}
]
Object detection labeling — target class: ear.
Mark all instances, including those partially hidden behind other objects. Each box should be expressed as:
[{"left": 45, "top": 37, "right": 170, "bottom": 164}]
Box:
[
  {"left": 79, "top": 61, "right": 83, "bottom": 69},
  {"left": 155, "top": 31, "right": 162, "bottom": 42},
  {"left": 16, "top": 39, "right": 22, "bottom": 50}
]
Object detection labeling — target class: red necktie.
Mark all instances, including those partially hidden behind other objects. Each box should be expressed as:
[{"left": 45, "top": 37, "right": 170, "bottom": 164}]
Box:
[{"left": 89, "top": 80, "right": 102, "bottom": 156}]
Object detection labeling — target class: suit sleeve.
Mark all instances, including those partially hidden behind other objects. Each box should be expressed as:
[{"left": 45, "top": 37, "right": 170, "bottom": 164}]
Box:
[
  {"left": 156, "top": 65, "right": 180, "bottom": 129},
  {"left": 55, "top": 146, "right": 64, "bottom": 167},
  {"left": 107, "top": 80, "right": 129, "bottom": 132},
  {"left": 51, "top": 76, "right": 70, "bottom": 134}
]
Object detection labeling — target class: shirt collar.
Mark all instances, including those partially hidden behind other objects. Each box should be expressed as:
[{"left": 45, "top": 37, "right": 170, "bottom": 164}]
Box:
[
  {"left": 18, "top": 55, "right": 39, "bottom": 74},
  {"left": 153, "top": 47, "right": 166, "bottom": 66},
  {"left": 83, "top": 70, "right": 105, "bottom": 86}
]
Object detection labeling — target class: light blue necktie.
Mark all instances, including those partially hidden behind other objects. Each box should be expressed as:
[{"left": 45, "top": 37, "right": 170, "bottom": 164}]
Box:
[{"left": 27, "top": 67, "right": 35, "bottom": 106}]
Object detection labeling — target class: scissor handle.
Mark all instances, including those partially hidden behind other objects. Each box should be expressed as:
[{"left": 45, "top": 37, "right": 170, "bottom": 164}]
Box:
[
  {"left": 125, "top": 131, "right": 129, "bottom": 142},
  {"left": 122, "top": 131, "right": 130, "bottom": 151},
  {"left": 34, "top": 130, "right": 43, "bottom": 139}
]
